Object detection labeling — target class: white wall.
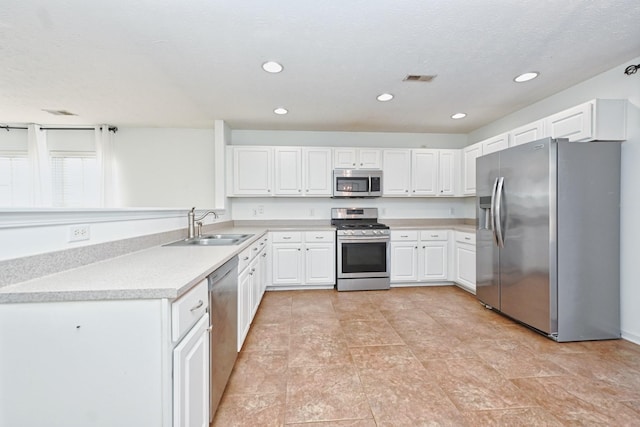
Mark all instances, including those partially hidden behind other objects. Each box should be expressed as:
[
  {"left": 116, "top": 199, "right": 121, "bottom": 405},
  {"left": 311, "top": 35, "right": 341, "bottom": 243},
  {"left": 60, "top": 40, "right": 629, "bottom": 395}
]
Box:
[
  {"left": 114, "top": 127, "right": 216, "bottom": 208},
  {"left": 231, "top": 129, "right": 468, "bottom": 149},
  {"left": 468, "top": 56, "right": 640, "bottom": 344},
  {"left": 231, "top": 197, "right": 475, "bottom": 221}
]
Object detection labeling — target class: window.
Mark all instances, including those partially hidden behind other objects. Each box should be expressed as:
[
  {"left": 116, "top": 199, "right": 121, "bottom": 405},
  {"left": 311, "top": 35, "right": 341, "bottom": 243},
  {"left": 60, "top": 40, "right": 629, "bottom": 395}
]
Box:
[
  {"left": 50, "top": 152, "right": 99, "bottom": 207},
  {"left": 0, "top": 154, "right": 30, "bottom": 207}
]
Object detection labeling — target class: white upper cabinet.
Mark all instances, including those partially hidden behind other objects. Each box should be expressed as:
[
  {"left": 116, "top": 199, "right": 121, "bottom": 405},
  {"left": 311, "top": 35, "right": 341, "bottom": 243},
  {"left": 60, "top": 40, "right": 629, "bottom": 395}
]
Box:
[
  {"left": 462, "top": 142, "right": 482, "bottom": 196},
  {"left": 273, "top": 147, "right": 332, "bottom": 196},
  {"left": 274, "top": 147, "right": 302, "bottom": 195},
  {"left": 438, "top": 149, "right": 460, "bottom": 196},
  {"left": 382, "top": 149, "right": 411, "bottom": 196},
  {"left": 303, "top": 148, "right": 333, "bottom": 196},
  {"left": 411, "top": 149, "right": 438, "bottom": 196},
  {"left": 509, "top": 120, "right": 546, "bottom": 147},
  {"left": 229, "top": 146, "right": 273, "bottom": 196},
  {"left": 545, "top": 99, "right": 626, "bottom": 142},
  {"left": 480, "top": 133, "right": 509, "bottom": 155},
  {"left": 334, "top": 148, "right": 381, "bottom": 169}
]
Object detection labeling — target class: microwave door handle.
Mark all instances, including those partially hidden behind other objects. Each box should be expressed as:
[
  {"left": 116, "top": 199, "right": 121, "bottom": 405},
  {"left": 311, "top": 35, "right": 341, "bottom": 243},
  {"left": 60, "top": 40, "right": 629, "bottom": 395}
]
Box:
[{"left": 368, "top": 175, "right": 372, "bottom": 195}]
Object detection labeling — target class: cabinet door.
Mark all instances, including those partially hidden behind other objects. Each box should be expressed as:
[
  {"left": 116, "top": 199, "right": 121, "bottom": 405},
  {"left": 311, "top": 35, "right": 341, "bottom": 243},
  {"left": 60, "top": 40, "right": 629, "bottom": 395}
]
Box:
[
  {"left": 237, "top": 268, "right": 252, "bottom": 350},
  {"left": 390, "top": 242, "right": 418, "bottom": 282},
  {"left": 420, "top": 242, "right": 448, "bottom": 281},
  {"left": 271, "top": 244, "right": 303, "bottom": 285},
  {"left": 334, "top": 148, "right": 357, "bottom": 168},
  {"left": 462, "top": 143, "right": 482, "bottom": 195},
  {"left": 545, "top": 102, "right": 593, "bottom": 142},
  {"left": 382, "top": 149, "right": 411, "bottom": 196},
  {"left": 232, "top": 147, "right": 273, "bottom": 195},
  {"left": 455, "top": 243, "right": 476, "bottom": 293},
  {"left": 274, "top": 147, "right": 302, "bottom": 195},
  {"left": 481, "top": 133, "right": 509, "bottom": 155},
  {"left": 249, "top": 256, "right": 261, "bottom": 320},
  {"left": 303, "top": 148, "right": 332, "bottom": 195},
  {"left": 438, "top": 150, "right": 459, "bottom": 196},
  {"left": 510, "top": 120, "right": 546, "bottom": 147},
  {"left": 305, "top": 243, "right": 336, "bottom": 285},
  {"left": 411, "top": 149, "right": 438, "bottom": 196},
  {"left": 173, "top": 315, "right": 210, "bottom": 427},
  {"left": 358, "top": 149, "right": 382, "bottom": 169}
]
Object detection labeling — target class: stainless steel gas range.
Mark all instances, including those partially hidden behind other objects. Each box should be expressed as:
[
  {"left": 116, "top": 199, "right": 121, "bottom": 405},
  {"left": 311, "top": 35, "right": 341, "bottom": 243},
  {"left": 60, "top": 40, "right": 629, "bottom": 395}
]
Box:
[{"left": 331, "top": 208, "right": 390, "bottom": 291}]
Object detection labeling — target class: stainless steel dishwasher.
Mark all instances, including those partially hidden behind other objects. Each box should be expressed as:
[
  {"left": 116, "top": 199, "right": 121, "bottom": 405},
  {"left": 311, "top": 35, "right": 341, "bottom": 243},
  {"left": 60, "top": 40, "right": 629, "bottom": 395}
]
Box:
[{"left": 208, "top": 256, "right": 238, "bottom": 420}]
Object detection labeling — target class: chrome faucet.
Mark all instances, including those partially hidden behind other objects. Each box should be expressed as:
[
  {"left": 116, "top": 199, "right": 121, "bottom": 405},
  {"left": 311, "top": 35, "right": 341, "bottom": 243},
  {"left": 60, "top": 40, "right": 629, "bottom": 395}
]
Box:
[{"left": 188, "top": 207, "right": 219, "bottom": 238}]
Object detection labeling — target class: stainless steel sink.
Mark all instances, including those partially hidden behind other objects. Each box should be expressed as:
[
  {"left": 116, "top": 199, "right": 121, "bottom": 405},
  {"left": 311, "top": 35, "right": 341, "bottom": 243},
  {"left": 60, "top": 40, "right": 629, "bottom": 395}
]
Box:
[{"left": 164, "top": 233, "right": 253, "bottom": 247}]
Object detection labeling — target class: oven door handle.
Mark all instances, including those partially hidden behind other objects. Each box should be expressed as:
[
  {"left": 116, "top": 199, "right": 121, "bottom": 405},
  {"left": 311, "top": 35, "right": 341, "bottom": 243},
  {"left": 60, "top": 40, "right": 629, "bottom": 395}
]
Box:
[{"left": 338, "top": 236, "right": 390, "bottom": 243}]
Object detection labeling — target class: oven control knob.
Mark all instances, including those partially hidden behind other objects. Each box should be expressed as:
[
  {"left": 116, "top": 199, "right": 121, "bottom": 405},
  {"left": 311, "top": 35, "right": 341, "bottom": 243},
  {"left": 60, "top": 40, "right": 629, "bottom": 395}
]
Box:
[{"left": 360, "top": 230, "right": 366, "bottom": 235}]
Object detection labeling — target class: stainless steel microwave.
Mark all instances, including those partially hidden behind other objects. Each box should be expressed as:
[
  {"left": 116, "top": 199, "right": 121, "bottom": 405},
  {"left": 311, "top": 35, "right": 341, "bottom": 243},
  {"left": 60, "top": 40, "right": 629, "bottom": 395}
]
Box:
[{"left": 333, "top": 169, "right": 383, "bottom": 198}]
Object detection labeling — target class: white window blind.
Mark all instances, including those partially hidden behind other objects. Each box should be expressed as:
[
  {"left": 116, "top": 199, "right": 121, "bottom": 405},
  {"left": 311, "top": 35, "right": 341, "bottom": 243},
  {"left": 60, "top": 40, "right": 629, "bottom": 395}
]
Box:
[
  {"left": 50, "top": 152, "right": 99, "bottom": 207},
  {"left": 0, "top": 154, "right": 30, "bottom": 207}
]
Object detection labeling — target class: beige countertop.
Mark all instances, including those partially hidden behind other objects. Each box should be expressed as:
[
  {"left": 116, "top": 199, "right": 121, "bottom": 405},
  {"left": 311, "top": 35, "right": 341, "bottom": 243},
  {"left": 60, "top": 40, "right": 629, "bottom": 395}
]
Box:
[{"left": 0, "top": 221, "right": 474, "bottom": 304}]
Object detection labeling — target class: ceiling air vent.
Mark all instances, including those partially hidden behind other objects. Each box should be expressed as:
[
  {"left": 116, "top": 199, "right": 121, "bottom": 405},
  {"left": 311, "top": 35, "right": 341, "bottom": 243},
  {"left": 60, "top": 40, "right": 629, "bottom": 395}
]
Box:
[
  {"left": 42, "top": 109, "right": 77, "bottom": 116},
  {"left": 403, "top": 74, "right": 437, "bottom": 82}
]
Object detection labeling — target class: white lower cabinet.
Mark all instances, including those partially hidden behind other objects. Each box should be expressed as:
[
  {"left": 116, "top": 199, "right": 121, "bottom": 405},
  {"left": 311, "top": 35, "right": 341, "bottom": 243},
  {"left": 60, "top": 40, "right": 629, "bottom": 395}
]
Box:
[
  {"left": 270, "top": 231, "right": 335, "bottom": 288},
  {"left": 390, "top": 230, "right": 449, "bottom": 284},
  {"left": 237, "top": 234, "right": 268, "bottom": 351},
  {"left": 173, "top": 314, "right": 210, "bottom": 427},
  {"left": 0, "top": 280, "right": 210, "bottom": 427},
  {"left": 454, "top": 231, "right": 476, "bottom": 293}
]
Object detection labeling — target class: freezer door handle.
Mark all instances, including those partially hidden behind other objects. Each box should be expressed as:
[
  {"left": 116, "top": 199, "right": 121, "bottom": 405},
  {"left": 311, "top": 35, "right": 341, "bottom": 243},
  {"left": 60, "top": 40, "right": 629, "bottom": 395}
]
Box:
[
  {"left": 490, "top": 177, "right": 499, "bottom": 245},
  {"left": 494, "top": 176, "right": 505, "bottom": 248}
]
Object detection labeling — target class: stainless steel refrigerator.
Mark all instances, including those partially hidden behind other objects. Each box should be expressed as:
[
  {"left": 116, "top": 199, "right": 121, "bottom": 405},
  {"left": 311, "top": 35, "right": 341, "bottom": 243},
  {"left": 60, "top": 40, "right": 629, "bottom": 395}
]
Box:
[{"left": 476, "top": 137, "right": 621, "bottom": 342}]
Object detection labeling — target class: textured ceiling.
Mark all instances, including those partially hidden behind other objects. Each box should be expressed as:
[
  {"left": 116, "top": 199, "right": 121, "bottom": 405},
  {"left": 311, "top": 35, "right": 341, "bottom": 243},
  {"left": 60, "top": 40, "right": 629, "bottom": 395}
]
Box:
[{"left": 1, "top": 0, "right": 639, "bottom": 133}]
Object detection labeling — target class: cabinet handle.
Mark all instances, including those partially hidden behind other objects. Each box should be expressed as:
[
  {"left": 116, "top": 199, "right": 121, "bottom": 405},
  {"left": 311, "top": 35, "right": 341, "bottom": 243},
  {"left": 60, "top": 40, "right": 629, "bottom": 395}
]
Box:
[
  {"left": 298, "top": 189, "right": 301, "bottom": 192},
  {"left": 253, "top": 247, "right": 258, "bottom": 251},
  {"left": 315, "top": 236, "right": 324, "bottom": 239},
  {"left": 401, "top": 235, "right": 409, "bottom": 238},
  {"left": 422, "top": 246, "right": 426, "bottom": 249},
  {"left": 243, "top": 256, "right": 249, "bottom": 261},
  {"left": 352, "top": 163, "right": 356, "bottom": 166},
  {"left": 360, "top": 162, "right": 363, "bottom": 166},
  {"left": 465, "top": 237, "right": 471, "bottom": 241},
  {"left": 283, "top": 236, "right": 292, "bottom": 240},
  {"left": 260, "top": 242, "right": 265, "bottom": 246},
  {"left": 297, "top": 248, "right": 301, "bottom": 251},
  {"left": 306, "top": 189, "right": 309, "bottom": 192},
  {"left": 431, "top": 234, "right": 438, "bottom": 237},
  {"left": 190, "top": 300, "right": 204, "bottom": 312},
  {"left": 262, "top": 253, "right": 267, "bottom": 257}
]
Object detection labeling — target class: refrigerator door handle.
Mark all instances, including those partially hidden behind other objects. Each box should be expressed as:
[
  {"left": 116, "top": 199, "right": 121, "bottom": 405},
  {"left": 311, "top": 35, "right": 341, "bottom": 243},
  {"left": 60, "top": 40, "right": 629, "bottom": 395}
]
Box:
[
  {"left": 490, "top": 177, "right": 500, "bottom": 246},
  {"left": 495, "top": 176, "right": 505, "bottom": 248}
]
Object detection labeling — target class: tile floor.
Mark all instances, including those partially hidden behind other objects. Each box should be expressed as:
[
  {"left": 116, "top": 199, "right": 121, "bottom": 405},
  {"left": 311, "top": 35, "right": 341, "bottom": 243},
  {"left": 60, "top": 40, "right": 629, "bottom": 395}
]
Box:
[{"left": 211, "top": 286, "right": 640, "bottom": 426}]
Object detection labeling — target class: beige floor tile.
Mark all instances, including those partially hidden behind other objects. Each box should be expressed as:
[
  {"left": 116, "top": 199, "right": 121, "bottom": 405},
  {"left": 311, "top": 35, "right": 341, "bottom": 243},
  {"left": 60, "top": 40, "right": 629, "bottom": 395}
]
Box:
[
  {"left": 211, "top": 393, "right": 285, "bottom": 427},
  {"left": 224, "top": 350, "right": 287, "bottom": 395},
  {"left": 467, "top": 339, "right": 568, "bottom": 378},
  {"left": 252, "top": 304, "right": 291, "bottom": 325},
  {"left": 287, "top": 420, "right": 377, "bottom": 427},
  {"left": 241, "top": 322, "right": 290, "bottom": 352},
  {"left": 423, "top": 357, "right": 534, "bottom": 411},
  {"left": 404, "top": 334, "right": 477, "bottom": 361},
  {"left": 332, "top": 301, "right": 386, "bottom": 321},
  {"left": 285, "top": 364, "right": 372, "bottom": 424},
  {"left": 512, "top": 376, "right": 640, "bottom": 425},
  {"left": 290, "top": 316, "right": 343, "bottom": 336},
  {"left": 349, "top": 344, "right": 423, "bottom": 370},
  {"left": 340, "top": 319, "right": 404, "bottom": 347},
  {"left": 288, "top": 333, "right": 353, "bottom": 367},
  {"left": 462, "top": 407, "right": 564, "bottom": 426}
]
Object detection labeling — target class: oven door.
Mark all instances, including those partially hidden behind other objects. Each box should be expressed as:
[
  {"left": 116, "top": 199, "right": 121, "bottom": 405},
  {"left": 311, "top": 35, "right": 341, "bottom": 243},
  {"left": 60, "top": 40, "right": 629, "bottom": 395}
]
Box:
[{"left": 337, "top": 236, "right": 390, "bottom": 279}]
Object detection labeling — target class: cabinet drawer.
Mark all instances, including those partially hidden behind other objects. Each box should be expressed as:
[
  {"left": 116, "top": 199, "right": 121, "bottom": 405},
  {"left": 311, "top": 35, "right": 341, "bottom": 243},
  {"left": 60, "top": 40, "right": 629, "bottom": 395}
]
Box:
[
  {"left": 305, "top": 231, "right": 335, "bottom": 242},
  {"left": 238, "top": 246, "right": 252, "bottom": 272},
  {"left": 455, "top": 231, "right": 476, "bottom": 245},
  {"left": 172, "top": 279, "right": 208, "bottom": 342},
  {"left": 391, "top": 230, "right": 418, "bottom": 241},
  {"left": 271, "top": 231, "right": 302, "bottom": 243},
  {"left": 420, "top": 230, "right": 449, "bottom": 241}
]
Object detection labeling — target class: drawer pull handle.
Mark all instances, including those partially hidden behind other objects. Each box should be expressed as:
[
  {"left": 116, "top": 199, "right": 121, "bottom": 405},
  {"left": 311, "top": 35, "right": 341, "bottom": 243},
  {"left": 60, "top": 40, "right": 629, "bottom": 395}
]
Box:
[
  {"left": 431, "top": 234, "right": 438, "bottom": 237},
  {"left": 243, "top": 256, "right": 249, "bottom": 261},
  {"left": 253, "top": 247, "right": 258, "bottom": 251},
  {"left": 401, "top": 235, "right": 409, "bottom": 238},
  {"left": 190, "top": 300, "right": 204, "bottom": 312},
  {"left": 465, "top": 237, "right": 471, "bottom": 240},
  {"left": 283, "top": 236, "right": 292, "bottom": 240},
  {"left": 315, "top": 236, "right": 324, "bottom": 239},
  {"left": 262, "top": 253, "right": 267, "bottom": 257}
]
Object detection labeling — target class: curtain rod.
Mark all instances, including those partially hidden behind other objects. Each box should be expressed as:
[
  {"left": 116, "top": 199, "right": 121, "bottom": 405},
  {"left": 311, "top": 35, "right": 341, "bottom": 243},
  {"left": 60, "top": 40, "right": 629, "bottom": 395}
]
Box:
[{"left": 1, "top": 125, "right": 118, "bottom": 133}]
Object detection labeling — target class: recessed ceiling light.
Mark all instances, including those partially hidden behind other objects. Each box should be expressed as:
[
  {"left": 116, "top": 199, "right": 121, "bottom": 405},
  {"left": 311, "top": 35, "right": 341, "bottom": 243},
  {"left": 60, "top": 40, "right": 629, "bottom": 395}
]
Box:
[
  {"left": 377, "top": 93, "right": 394, "bottom": 102},
  {"left": 262, "top": 61, "right": 283, "bottom": 73},
  {"left": 274, "top": 107, "right": 288, "bottom": 115},
  {"left": 451, "top": 113, "right": 467, "bottom": 119},
  {"left": 514, "top": 72, "right": 539, "bottom": 83}
]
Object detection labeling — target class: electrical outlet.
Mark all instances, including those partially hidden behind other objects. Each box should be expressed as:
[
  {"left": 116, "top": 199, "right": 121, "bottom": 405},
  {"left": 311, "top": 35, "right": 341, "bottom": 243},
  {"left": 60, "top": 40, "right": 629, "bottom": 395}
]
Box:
[
  {"left": 449, "top": 207, "right": 455, "bottom": 216},
  {"left": 258, "top": 205, "right": 264, "bottom": 214},
  {"left": 69, "top": 225, "right": 90, "bottom": 242}
]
